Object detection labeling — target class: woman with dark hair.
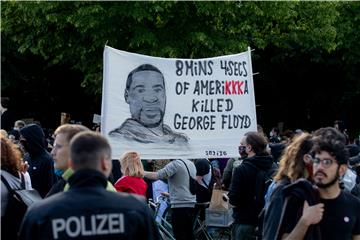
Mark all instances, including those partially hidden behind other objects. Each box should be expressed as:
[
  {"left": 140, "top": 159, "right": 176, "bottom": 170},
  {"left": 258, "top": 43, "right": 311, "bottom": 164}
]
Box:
[{"left": 1, "top": 136, "right": 32, "bottom": 239}]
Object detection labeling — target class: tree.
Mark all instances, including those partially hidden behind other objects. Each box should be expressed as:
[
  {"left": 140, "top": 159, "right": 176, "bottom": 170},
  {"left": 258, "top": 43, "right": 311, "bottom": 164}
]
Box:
[
  {"left": 1, "top": 1, "right": 359, "bottom": 133},
  {"left": 1, "top": 1, "right": 342, "bottom": 94}
]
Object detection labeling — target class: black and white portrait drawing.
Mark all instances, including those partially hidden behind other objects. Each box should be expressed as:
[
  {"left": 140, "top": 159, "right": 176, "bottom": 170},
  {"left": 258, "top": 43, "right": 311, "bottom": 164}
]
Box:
[
  {"left": 102, "top": 46, "right": 257, "bottom": 159},
  {"left": 109, "top": 64, "right": 189, "bottom": 145}
]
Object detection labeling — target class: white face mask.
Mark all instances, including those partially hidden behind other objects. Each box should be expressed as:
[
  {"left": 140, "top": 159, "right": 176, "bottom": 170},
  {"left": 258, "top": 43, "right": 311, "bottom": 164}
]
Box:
[{"left": 269, "top": 131, "right": 273, "bottom": 137}]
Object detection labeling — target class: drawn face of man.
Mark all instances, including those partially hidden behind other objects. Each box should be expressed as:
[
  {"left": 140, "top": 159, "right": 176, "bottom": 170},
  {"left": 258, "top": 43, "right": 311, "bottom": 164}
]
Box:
[{"left": 125, "top": 70, "right": 166, "bottom": 127}]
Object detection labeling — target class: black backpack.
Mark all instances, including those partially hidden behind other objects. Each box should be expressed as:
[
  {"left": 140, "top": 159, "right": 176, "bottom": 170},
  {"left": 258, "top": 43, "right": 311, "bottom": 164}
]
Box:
[
  {"left": 246, "top": 162, "right": 276, "bottom": 207},
  {"left": 179, "top": 159, "right": 198, "bottom": 195},
  {"left": 1, "top": 173, "right": 42, "bottom": 239},
  {"left": 245, "top": 162, "right": 277, "bottom": 239},
  {"left": 194, "top": 159, "right": 215, "bottom": 203}
]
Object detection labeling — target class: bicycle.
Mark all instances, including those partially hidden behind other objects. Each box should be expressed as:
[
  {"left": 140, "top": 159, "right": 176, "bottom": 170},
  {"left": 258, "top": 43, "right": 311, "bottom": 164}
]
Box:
[
  {"left": 149, "top": 192, "right": 232, "bottom": 240},
  {"left": 204, "top": 207, "right": 233, "bottom": 240},
  {"left": 193, "top": 202, "right": 213, "bottom": 240},
  {"left": 148, "top": 192, "right": 175, "bottom": 240}
]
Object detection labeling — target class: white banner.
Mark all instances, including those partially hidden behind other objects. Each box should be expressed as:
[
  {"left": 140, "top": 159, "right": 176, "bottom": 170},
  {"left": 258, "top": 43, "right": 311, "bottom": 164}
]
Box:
[{"left": 102, "top": 46, "right": 257, "bottom": 159}]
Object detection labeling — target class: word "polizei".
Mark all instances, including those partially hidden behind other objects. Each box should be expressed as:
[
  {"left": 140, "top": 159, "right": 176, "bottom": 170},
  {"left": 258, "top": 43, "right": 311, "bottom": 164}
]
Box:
[{"left": 52, "top": 213, "right": 125, "bottom": 239}]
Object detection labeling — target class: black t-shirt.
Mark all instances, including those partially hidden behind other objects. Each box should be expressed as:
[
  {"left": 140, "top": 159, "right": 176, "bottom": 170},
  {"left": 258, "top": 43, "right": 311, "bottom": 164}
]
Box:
[
  {"left": 283, "top": 191, "right": 360, "bottom": 240},
  {"left": 319, "top": 191, "right": 360, "bottom": 239}
]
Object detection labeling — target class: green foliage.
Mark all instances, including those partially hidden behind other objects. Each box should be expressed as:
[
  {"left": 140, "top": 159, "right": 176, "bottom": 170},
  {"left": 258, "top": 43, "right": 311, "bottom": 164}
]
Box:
[
  {"left": 332, "top": 2, "right": 360, "bottom": 103},
  {"left": 1, "top": 1, "right": 358, "bottom": 96}
]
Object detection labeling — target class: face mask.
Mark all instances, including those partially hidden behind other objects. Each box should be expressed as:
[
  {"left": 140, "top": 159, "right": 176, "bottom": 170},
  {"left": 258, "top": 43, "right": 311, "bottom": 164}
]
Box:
[
  {"left": 304, "top": 163, "right": 313, "bottom": 180},
  {"left": 238, "top": 145, "right": 247, "bottom": 157},
  {"left": 269, "top": 131, "right": 274, "bottom": 137},
  {"left": 20, "top": 139, "right": 30, "bottom": 153}
]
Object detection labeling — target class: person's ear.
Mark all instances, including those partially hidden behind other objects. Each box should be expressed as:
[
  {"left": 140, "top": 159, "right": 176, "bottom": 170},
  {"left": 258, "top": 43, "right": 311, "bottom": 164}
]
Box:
[
  {"left": 124, "top": 90, "right": 130, "bottom": 104},
  {"left": 247, "top": 145, "right": 252, "bottom": 152},
  {"left": 339, "top": 164, "right": 348, "bottom": 177},
  {"left": 69, "top": 159, "right": 73, "bottom": 169},
  {"left": 100, "top": 157, "right": 108, "bottom": 171},
  {"left": 100, "top": 156, "right": 112, "bottom": 177},
  {"left": 303, "top": 154, "right": 312, "bottom": 164}
]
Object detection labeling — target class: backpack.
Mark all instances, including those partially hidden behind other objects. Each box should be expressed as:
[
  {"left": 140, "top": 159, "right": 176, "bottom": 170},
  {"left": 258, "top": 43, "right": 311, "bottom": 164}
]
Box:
[
  {"left": 194, "top": 159, "right": 216, "bottom": 203},
  {"left": 179, "top": 159, "right": 198, "bottom": 195},
  {"left": 246, "top": 162, "right": 276, "bottom": 207},
  {"left": 245, "top": 162, "right": 277, "bottom": 240},
  {"left": 262, "top": 179, "right": 291, "bottom": 240},
  {"left": 1, "top": 173, "right": 42, "bottom": 239}
]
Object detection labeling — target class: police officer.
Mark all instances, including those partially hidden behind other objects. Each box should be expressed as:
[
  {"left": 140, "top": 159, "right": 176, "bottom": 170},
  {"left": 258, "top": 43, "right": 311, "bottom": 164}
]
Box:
[{"left": 19, "top": 131, "right": 159, "bottom": 240}]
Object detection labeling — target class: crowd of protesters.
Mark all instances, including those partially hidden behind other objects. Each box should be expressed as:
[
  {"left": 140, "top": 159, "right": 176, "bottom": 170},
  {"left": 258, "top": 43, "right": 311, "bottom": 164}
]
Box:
[{"left": 1, "top": 115, "right": 360, "bottom": 239}]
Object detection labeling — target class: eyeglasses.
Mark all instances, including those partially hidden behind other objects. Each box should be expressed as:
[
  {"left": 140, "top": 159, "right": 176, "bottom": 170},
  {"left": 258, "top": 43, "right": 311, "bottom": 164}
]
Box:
[{"left": 311, "top": 157, "right": 335, "bottom": 168}]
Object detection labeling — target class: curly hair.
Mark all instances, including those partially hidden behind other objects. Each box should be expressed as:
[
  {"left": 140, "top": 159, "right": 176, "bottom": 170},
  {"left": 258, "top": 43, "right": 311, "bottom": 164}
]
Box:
[
  {"left": 274, "top": 133, "right": 313, "bottom": 182},
  {"left": 1, "top": 136, "right": 22, "bottom": 177},
  {"left": 312, "top": 127, "right": 349, "bottom": 165}
]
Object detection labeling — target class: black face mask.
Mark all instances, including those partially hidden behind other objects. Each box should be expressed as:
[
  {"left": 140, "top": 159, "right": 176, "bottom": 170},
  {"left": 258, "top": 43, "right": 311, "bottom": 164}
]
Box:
[
  {"left": 238, "top": 145, "right": 247, "bottom": 157},
  {"left": 20, "top": 139, "right": 30, "bottom": 153}
]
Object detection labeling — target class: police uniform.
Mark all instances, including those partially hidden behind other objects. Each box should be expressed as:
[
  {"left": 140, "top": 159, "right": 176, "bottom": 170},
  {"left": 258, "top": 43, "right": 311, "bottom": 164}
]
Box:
[{"left": 19, "top": 169, "right": 159, "bottom": 240}]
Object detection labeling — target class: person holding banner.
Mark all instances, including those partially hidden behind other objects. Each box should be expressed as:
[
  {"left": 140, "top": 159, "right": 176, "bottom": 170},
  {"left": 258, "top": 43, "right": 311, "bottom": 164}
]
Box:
[{"left": 108, "top": 64, "right": 189, "bottom": 145}]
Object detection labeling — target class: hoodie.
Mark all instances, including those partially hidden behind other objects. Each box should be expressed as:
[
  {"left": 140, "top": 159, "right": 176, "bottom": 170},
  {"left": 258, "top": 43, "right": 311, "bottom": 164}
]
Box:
[
  {"left": 228, "top": 154, "right": 276, "bottom": 224},
  {"left": 20, "top": 124, "right": 56, "bottom": 197}
]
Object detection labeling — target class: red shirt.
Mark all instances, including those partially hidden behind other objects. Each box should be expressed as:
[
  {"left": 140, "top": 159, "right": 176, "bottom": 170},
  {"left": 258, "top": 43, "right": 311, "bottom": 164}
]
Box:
[{"left": 114, "top": 176, "right": 147, "bottom": 197}]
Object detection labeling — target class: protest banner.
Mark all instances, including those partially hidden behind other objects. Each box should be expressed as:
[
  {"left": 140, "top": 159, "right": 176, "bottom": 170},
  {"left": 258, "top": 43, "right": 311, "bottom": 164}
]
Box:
[{"left": 102, "top": 46, "right": 257, "bottom": 159}]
